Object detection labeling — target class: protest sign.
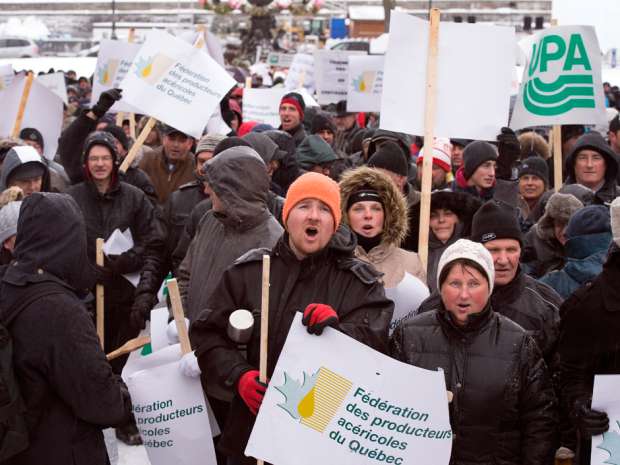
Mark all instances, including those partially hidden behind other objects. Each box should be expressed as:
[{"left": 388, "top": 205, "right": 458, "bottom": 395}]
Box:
[
  {"left": 243, "top": 88, "right": 287, "bottom": 127},
  {"left": 380, "top": 11, "right": 514, "bottom": 141},
  {"left": 0, "top": 74, "right": 62, "bottom": 160},
  {"left": 591, "top": 375, "right": 620, "bottom": 465},
  {"left": 284, "top": 53, "right": 315, "bottom": 93},
  {"left": 268, "top": 52, "right": 295, "bottom": 68},
  {"left": 120, "top": 30, "right": 236, "bottom": 139},
  {"left": 37, "top": 72, "right": 67, "bottom": 104},
  {"left": 510, "top": 26, "right": 606, "bottom": 130},
  {"left": 347, "top": 55, "right": 385, "bottom": 112},
  {"left": 126, "top": 361, "right": 217, "bottom": 465},
  {"left": 314, "top": 50, "right": 366, "bottom": 105},
  {"left": 91, "top": 39, "right": 142, "bottom": 113},
  {"left": 0, "top": 64, "right": 13, "bottom": 91},
  {"left": 246, "top": 314, "right": 452, "bottom": 465}
]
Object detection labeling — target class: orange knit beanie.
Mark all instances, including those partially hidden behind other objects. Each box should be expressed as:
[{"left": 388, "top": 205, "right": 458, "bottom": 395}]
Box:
[{"left": 282, "top": 172, "right": 341, "bottom": 231}]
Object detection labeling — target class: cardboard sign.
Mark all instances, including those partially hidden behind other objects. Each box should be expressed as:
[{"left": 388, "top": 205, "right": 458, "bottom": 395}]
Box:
[
  {"left": 510, "top": 26, "right": 607, "bottom": 129},
  {"left": 284, "top": 53, "right": 315, "bottom": 93},
  {"left": 37, "top": 72, "right": 68, "bottom": 104},
  {"left": 314, "top": 50, "right": 366, "bottom": 105},
  {"left": 347, "top": 55, "right": 385, "bottom": 112},
  {"left": 380, "top": 12, "right": 515, "bottom": 141},
  {"left": 0, "top": 74, "right": 63, "bottom": 160},
  {"left": 120, "top": 30, "right": 236, "bottom": 138},
  {"left": 126, "top": 361, "right": 217, "bottom": 465},
  {"left": 246, "top": 314, "right": 452, "bottom": 465},
  {"left": 591, "top": 375, "right": 620, "bottom": 465},
  {"left": 91, "top": 39, "right": 142, "bottom": 113}
]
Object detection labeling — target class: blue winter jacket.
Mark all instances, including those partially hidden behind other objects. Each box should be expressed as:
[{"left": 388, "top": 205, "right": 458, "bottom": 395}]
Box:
[{"left": 539, "top": 232, "right": 612, "bottom": 299}]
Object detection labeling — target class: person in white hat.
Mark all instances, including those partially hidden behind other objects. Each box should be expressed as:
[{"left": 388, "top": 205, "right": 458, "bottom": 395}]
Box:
[{"left": 391, "top": 238, "right": 557, "bottom": 465}]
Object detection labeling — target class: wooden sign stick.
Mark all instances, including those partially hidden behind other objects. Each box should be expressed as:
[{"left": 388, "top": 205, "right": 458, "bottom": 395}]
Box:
[
  {"left": 96, "top": 238, "right": 105, "bottom": 349},
  {"left": 417, "top": 8, "right": 441, "bottom": 271},
  {"left": 553, "top": 125, "right": 563, "bottom": 192},
  {"left": 107, "top": 336, "right": 151, "bottom": 360},
  {"left": 127, "top": 28, "right": 137, "bottom": 140},
  {"left": 115, "top": 111, "right": 124, "bottom": 127},
  {"left": 11, "top": 72, "right": 34, "bottom": 137},
  {"left": 257, "top": 254, "right": 271, "bottom": 465},
  {"left": 167, "top": 278, "right": 192, "bottom": 355},
  {"left": 118, "top": 116, "right": 156, "bottom": 174}
]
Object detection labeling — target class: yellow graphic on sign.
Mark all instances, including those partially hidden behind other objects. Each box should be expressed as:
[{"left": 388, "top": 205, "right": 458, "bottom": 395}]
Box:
[
  {"left": 98, "top": 59, "right": 119, "bottom": 85},
  {"left": 133, "top": 53, "right": 175, "bottom": 85}
]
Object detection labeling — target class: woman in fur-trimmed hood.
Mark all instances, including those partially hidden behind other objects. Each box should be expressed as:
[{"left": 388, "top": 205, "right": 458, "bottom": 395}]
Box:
[{"left": 340, "top": 167, "right": 429, "bottom": 333}]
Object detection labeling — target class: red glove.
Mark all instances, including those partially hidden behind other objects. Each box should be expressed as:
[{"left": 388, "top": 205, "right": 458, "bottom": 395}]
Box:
[
  {"left": 302, "top": 304, "right": 338, "bottom": 335},
  {"left": 238, "top": 370, "right": 267, "bottom": 415}
]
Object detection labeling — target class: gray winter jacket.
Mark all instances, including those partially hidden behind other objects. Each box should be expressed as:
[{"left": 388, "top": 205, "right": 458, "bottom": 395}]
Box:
[{"left": 177, "top": 146, "right": 283, "bottom": 322}]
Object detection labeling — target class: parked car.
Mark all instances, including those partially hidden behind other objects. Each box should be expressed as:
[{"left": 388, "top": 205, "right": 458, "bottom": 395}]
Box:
[{"left": 0, "top": 37, "right": 40, "bottom": 58}]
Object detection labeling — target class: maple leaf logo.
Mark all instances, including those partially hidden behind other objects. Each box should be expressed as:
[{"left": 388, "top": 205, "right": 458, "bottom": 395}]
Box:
[
  {"left": 597, "top": 421, "right": 620, "bottom": 465},
  {"left": 274, "top": 370, "right": 318, "bottom": 420}
]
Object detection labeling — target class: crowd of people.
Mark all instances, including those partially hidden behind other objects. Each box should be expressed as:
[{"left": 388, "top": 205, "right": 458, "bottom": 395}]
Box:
[{"left": 0, "top": 63, "right": 619, "bottom": 465}]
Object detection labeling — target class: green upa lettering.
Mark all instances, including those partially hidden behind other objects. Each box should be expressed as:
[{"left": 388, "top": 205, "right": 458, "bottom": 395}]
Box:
[
  {"left": 539, "top": 35, "right": 566, "bottom": 73},
  {"left": 564, "top": 33, "right": 592, "bottom": 71}
]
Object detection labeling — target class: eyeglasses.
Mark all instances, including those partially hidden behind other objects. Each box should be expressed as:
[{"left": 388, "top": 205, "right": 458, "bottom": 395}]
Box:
[{"left": 88, "top": 155, "right": 113, "bottom": 163}]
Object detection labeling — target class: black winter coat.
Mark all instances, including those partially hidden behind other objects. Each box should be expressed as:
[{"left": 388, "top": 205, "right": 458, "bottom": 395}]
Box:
[
  {"left": 558, "top": 246, "right": 620, "bottom": 463},
  {"left": 391, "top": 305, "right": 558, "bottom": 465},
  {"left": 0, "top": 193, "right": 132, "bottom": 465},
  {"left": 189, "top": 227, "right": 394, "bottom": 457},
  {"left": 418, "top": 269, "right": 561, "bottom": 363},
  {"left": 59, "top": 112, "right": 158, "bottom": 203}
]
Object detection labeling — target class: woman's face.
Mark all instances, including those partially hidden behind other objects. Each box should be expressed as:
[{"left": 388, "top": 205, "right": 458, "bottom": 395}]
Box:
[
  {"left": 347, "top": 201, "right": 384, "bottom": 238},
  {"left": 430, "top": 208, "right": 458, "bottom": 243},
  {"left": 440, "top": 264, "right": 490, "bottom": 326}
]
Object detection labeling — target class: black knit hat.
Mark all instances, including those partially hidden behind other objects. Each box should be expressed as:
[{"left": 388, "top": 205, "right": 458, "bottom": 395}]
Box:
[
  {"left": 518, "top": 156, "right": 549, "bottom": 186},
  {"left": 19, "top": 128, "right": 44, "bottom": 150},
  {"left": 367, "top": 141, "right": 408, "bottom": 177},
  {"left": 212, "top": 137, "right": 252, "bottom": 157},
  {"left": 310, "top": 113, "right": 336, "bottom": 135},
  {"left": 471, "top": 200, "right": 523, "bottom": 245},
  {"left": 102, "top": 124, "right": 129, "bottom": 151},
  {"left": 280, "top": 92, "right": 305, "bottom": 117},
  {"left": 463, "top": 141, "right": 498, "bottom": 179}
]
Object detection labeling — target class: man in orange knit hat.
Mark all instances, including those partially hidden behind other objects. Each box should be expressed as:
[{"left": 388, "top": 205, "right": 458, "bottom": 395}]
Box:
[{"left": 190, "top": 172, "right": 394, "bottom": 465}]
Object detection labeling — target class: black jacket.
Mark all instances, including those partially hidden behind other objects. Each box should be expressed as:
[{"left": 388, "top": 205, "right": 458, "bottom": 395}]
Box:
[
  {"left": 558, "top": 246, "right": 620, "bottom": 463},
  {"left": 189, "top": 227, "right": 394, "bottom": 457},
  {"left": 58, "top": 111, "right": 158, "bottom": 203},
  {"left": 279, "top": 123, "right": 306, "bottom": 148},
  {"left": 0, "top": 193, "right": 131, "bottom": 465},
  {"left": 391, "top": 305, "right": 558, "bottom": 465},
  {"left": 67, "top": 179, "right": 164, "bottom": 306},
  {"left": 418, "top": 270, "right": 561, "bottom": 363}
]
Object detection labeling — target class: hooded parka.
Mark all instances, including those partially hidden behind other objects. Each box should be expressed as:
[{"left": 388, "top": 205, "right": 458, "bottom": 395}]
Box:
[
  {"left": 189, "top": 226, "right": 394, "bottom": 459},
  {"left": 391, "top": 304, "right": 558, "bottom": 465},
  {"left": 0, "top": 193, "right": 132, "bottom": 465},
  {"left": 0, "top": 147, "right": 51, "bottom": 193}
]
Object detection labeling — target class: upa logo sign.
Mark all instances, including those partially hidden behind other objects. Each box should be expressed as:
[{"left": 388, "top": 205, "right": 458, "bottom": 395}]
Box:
[{"left": 511, "top": 25, "right": 606, "bottom": 129}]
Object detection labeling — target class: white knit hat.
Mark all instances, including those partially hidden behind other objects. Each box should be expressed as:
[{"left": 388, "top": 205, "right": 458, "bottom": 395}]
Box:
[
  {"left": 610, "top": 197, "right": 620, "bottom": 247},
  {"left": 436, "top": 238, "right": 495, "bottom": 293},
  {"left": 0, "top": 201, "right": 22, "bottom": 244}
]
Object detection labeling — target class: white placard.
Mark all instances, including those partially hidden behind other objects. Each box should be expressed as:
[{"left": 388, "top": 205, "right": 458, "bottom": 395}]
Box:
[
  {"left": 347, "top": 55, "right": 385, "bottom": 112},
  {"left": 0, "top": 74, "right": 62, "bottom": 160},
  {"left": 120, "top": 30, "right": 236, "bottom": 138},
  {"left": 126, "top": 361, "right": 217, "bottom": 465},
  {"left": 246, "top": 314, "right": 452, "bottom": 465},
  {"left": 284, "top": 53, "right": 315, "bottom": 94},
  {"left": 243, "top": 88, "right": 288, "bottom": 127},
  {"left": 0, "top": 64, "right": 13, "bottom": 91},
  {"left": 91, "top": 39, "right": 142, "bottom": 114},
  {"left": 552, "top": 0, "right": 620, "bottom": 53},
  {"left": 314, "top": 50, "right": 366, "bottom": 105},
  {"left": 37, "top": 72, "right": 67, "bottom": 104},
  {"left": 268, "top": 52, "right": 295, "bottom": 68},
  {"left": 591, "top": 375, "right": 620, "bottom": 465},
  {"left": 380, "top": 12, "right": 515, "bottom": 141},
  {"left": 102, "top": 228, "right": 139, "bottom": 287},
  {"left": 510, "top": 26, "right": 607, "bottom": 130}
]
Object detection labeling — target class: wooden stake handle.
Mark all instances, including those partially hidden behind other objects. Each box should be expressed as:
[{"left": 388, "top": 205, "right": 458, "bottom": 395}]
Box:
[
  {"left": 119, "top": 116, "right": 157, "bottom": 173},
  {"left": 553, "top": 125, "right": 563, "bottom": 192},
  {"left": 96, "top": 238, "right": 105, "bottom": 349},
  {"left": 115, "top": 111, "right": 124, "bottom": 127},
  {"left": 11, "top": 72, "right": 34, "bottom": 137},
  {"left": 259, "top": 255, "right": 270, "bottom": 383},
  {"left": 167, "top": 278, "right": 192, "bottom": 354},
  {"left": 128, "top": 27, "right": 136, "bottom": 43},
  {"left": 107, "top": 336, "right": 150, "bottom": 360},
  {"left": 417, "top": 8, "right": 441, "bottom": 271},
  {"left": 129, "top": 113, "right": 136, "bottom": 140}
]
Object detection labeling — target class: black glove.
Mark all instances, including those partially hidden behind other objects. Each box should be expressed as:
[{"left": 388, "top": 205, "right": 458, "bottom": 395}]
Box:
[
  {"left": 94, "top": 264, "right": 115, "bottom": 287},
  {"left": 129, "top": 293, "right": 156, "bottom": 330},
  {"left": 91, "top": 88, "right": 122, "bottom": 118},
  {"left": 496, "top": 127, "right": 520, "bottom": 180},
  {"left": 107, "top": 251, "right": 141, "bottom": 275},
  {"left": 570, "top": 398, "right": 609, "bottom": 439}
]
